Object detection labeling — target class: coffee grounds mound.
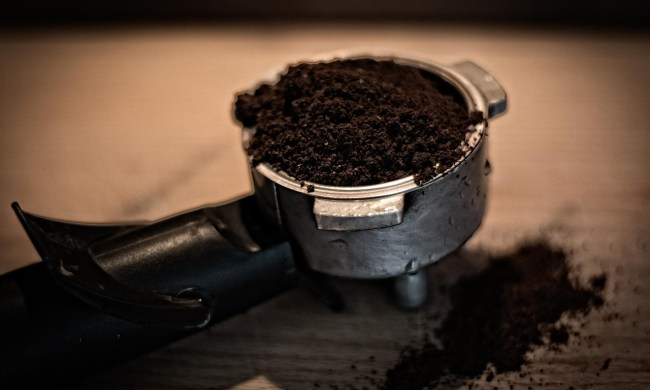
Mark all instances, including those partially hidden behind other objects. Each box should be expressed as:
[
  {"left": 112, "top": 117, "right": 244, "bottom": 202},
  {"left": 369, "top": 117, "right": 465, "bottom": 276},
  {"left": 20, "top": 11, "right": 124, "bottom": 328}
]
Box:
[
  {"left": 235, "top": 59, "right": 484, "bottom": 186},
  {"left": 381, "top": 242, "right": 606, "bottom": 390}
]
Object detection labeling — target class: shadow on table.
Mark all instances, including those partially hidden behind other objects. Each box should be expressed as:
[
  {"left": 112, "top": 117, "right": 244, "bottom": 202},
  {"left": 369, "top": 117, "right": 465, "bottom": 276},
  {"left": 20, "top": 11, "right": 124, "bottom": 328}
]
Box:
[{"left": 76, "top": 248, "right": 487, "bottom": 389}]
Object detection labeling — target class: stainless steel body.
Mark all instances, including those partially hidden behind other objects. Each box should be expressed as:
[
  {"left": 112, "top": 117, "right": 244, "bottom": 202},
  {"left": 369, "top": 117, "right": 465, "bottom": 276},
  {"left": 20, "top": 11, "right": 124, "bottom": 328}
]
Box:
[
  {"left": 242, "top": 52, "right": 507, "bottom": 285},
  {"left": 268, "top": 136, "right": 488, "bottom": 278}
]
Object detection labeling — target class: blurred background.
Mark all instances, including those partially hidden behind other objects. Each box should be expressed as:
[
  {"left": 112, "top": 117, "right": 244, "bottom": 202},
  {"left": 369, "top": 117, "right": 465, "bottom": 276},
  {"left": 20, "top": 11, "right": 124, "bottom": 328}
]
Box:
[
  {"left": 0, "top": 2, "right": 649, "bottom": 389},
  {"left": 2, "top": 0, "right": 648, "bottom": 26},
  {"left": 0, "top": 1, "right": 648, "bottom": 273}
]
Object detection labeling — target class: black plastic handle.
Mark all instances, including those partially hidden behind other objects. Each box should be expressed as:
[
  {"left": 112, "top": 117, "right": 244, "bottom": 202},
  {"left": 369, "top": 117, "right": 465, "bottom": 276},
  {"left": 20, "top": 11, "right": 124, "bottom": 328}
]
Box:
[
  {"left": 11, "top": 196, "right": 295, "bottom": 329},
  {"left": 1, "top": 196, "right": 298, "bottom": 386}
]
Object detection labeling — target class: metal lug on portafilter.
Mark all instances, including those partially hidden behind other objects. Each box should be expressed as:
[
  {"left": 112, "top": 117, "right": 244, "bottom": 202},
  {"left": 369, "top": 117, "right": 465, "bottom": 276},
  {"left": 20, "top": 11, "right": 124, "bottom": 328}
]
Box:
[{"left": 393, "top": 259, "right": 428, "bottom": 310}]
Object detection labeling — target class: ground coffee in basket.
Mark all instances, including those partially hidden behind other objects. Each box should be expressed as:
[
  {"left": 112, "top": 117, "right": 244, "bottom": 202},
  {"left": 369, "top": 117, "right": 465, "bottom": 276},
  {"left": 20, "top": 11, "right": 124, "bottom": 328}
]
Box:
[{"left": 235, "top": 59, "right": 484, "bottom": 187}]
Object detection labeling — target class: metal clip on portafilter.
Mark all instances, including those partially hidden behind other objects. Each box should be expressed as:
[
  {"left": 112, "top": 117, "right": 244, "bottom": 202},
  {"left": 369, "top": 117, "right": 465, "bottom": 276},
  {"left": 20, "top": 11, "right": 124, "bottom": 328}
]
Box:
[{"left": 0, "top": 53, "right": 506, "bottom": 386}]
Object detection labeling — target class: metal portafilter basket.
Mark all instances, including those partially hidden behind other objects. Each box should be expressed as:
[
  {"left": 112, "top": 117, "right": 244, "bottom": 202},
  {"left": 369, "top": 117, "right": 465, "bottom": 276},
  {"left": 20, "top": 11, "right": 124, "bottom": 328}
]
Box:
[{"left": 0, "top": 53, "right": 506, "bottom": 386}]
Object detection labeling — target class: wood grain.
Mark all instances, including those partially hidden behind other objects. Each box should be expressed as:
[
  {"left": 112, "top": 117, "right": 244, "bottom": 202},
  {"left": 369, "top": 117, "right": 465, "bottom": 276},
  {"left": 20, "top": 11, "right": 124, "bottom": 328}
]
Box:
[{"left": 0, "top": 24, "right": 648, "bottom": 389}]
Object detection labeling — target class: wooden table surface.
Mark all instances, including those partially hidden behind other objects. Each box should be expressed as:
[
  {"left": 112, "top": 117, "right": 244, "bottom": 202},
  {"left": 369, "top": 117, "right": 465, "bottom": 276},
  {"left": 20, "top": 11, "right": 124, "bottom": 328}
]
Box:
[{"left": 0, "top": 24, "right": 648, "bottom": 389}]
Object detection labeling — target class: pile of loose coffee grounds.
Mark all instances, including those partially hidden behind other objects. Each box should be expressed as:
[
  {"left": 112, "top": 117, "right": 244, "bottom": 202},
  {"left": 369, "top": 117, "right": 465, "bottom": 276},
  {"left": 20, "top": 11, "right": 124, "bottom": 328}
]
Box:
[
  {"left": 235, "top": 59, "right": 484, "bottom": 186},
  {"left": 380, "top": 241, "right": 606, "bottom": 390}
]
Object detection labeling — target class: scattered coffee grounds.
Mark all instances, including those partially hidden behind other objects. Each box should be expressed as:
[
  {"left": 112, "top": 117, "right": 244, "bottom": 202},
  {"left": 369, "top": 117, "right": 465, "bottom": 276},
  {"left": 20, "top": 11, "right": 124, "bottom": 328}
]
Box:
[
  {"left": 380, "top": 241, "right": 606, "bottom": 390},
  {"left": 235, "top": 59, "right": 484, "bottom": 186}
]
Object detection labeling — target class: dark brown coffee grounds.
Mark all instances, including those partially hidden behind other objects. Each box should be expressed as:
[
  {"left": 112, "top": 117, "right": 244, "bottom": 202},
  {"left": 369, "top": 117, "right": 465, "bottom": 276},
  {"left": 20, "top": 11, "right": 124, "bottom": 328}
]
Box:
[
  {"left": 235, "top": 59, "right": 484, "bottom": 186},
  {"left": 380, "top": 241, "right": 606, "bottom": 390}
]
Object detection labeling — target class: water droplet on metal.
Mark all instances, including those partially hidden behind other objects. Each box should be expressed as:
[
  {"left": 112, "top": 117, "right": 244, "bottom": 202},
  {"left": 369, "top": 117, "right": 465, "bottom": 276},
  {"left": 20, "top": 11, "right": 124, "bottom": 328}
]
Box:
[
  {"left": 329, "top": 239, "right": 348, "bottom": 250},
  {"left": 484, "top": 159, "right": 492, "bottom": 175},
  {"left": 405, "top": 259, "right": 419, "bottom": 274}
]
